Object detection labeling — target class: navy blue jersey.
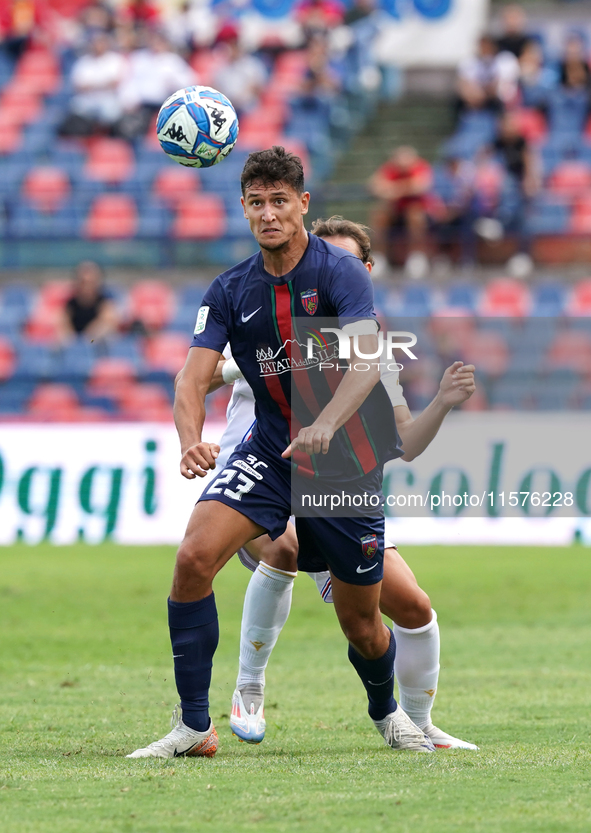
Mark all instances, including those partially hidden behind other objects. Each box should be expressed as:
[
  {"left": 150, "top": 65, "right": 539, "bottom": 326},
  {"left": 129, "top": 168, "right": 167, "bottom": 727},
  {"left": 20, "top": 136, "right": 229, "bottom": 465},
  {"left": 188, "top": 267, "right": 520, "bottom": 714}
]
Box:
[{"left": 191, "top": 233, "right": 401, "bottom": 480}]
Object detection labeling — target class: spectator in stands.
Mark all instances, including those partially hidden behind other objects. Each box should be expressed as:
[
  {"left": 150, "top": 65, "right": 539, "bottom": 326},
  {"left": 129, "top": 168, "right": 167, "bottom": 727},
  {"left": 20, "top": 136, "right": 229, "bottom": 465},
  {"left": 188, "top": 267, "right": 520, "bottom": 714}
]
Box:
[
  {"left": 295, "top": 0, "right": 345, "bottom": 39},
  {"left": 369, "top": 145, "right": 433, "bottom": 278},
  {"left": 489, "top": 111, "right": 538, "bottom": 275},
  {"left": 76, "top": 2, "right": 115, "bottom": 46},
  {"left": 212, "top": 25, "right": 267, "bottom": 116},
  {"left": 344, "top": 0, "right": 376, "bottom": 27},
  {"left": 165, "top": 1, "right": 217, "bottom": 53},
  {"left": 58, "top": 261, "right": 119, "bottom": 343},
  {"left": 493, "top": 110, "right": 539, "bottom": 198},
  {"left": 518, "top": 39, "right": 558, "bottom": 108},
  {"left": 432, "top": 155, "right": 479, "bottom": 264},
  {"left": 58, "top": 32, "right": 125, "bottom": 137},
  {"left": 496, "top": 4, "right": 530, "bottom": 58},
  {"left": 117, "top": 0, "right": 161, "bottom": 32},
  {"left": 558, "top": 33, "right": 591, "bottom": 92},
  {"left": 456, "top": 35, "right": 520, "bottom": 119},
  {"left": 117, "top": 30, "right": 195, "bottom": 140},
  {"left": 0, "top": 0, "right": 43, "bottom": 62}
]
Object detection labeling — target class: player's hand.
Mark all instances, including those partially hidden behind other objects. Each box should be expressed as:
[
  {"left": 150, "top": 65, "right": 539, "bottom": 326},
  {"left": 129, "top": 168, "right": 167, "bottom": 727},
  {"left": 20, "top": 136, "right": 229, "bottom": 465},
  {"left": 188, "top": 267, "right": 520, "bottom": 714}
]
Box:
[
  {"left": 281, "top": 423, "right": 334, "bottom": 458},
  {"left": 438, "top": 361, "right": 476, "bottom": 408},
  {"left": 180, "top": 442, "right": 220, "bottom": 479}
]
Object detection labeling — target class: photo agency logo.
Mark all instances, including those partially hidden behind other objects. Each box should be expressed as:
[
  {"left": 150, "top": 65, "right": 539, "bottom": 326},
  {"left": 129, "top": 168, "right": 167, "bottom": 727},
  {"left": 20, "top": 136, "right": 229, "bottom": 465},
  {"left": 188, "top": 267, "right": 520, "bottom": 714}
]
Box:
[{"left": 305, "top": 328, "right": 419, "bottom": 371}]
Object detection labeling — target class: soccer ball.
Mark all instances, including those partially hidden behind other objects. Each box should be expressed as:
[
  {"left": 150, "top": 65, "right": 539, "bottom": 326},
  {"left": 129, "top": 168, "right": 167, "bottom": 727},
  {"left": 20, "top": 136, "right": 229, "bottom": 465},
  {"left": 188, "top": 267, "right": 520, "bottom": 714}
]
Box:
[{"left": 156, "top": 86, "right": 239, "bottom": 168}]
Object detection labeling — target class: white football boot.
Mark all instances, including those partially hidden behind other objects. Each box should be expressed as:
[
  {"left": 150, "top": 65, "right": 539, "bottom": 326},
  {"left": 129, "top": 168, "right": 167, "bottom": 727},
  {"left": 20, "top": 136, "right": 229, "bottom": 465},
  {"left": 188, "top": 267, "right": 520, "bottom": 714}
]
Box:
[
  {"left": 373, "top": 706, "right": 435, "bottom": 752},
  {"left": 230, "top": 683, "right": 266, "bottom": 744},
  {"left": 126, "top": 704, "right": 218, "bottom": 759},
  {"left": 424, "top": 723, "right": 479, "bottom": 750}
]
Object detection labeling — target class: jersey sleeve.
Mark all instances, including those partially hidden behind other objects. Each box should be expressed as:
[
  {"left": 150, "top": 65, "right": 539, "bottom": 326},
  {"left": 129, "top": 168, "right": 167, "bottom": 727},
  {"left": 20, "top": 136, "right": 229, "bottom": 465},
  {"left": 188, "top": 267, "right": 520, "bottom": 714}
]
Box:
[
  {"left": 328, "top": 255, "right": 377, "bottom": 327},
  {"left": 190, "top": 278, "right": 230, "bottom": 353}
]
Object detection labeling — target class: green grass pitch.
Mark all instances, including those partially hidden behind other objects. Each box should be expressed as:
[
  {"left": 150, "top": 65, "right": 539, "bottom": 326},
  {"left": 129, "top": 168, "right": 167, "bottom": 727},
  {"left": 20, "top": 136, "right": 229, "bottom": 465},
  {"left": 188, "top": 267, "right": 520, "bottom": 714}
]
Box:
[{"left": 0, "top": 543, "right": 590, "bottom": 833}]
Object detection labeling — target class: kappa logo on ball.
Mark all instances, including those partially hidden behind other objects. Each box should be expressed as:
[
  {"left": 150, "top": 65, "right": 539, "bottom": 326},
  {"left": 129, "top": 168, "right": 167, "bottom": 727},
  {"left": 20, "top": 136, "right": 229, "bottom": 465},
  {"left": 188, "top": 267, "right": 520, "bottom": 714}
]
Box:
[
  {"left": 360, "top": 533, "right": 378, "bottom": 560},
  {"left": 301, "top": 289, "right": 318, "bottom": 315}
]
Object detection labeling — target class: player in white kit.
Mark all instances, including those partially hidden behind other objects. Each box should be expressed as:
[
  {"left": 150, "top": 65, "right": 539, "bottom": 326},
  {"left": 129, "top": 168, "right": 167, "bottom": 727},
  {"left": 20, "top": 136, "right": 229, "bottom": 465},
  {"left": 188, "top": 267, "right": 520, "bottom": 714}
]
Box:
[{"left": 208, "top": 217, "right": 478, "bottom": 750}]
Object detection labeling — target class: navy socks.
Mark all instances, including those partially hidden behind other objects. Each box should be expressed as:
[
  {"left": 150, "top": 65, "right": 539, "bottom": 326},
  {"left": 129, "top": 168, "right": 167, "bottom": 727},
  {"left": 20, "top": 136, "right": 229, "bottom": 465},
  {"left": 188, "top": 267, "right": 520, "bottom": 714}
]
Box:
[
  {"left": 168, "top": 594, "right": 219, "bottom": 733},
  {"left": 348, "top": 627, "right": 397, "bottom": 721}
]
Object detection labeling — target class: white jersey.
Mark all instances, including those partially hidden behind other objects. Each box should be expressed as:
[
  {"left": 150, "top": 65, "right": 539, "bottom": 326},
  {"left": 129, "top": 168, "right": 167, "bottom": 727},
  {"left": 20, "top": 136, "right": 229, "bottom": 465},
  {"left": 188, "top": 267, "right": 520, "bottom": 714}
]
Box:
[{"left": 216, "top": 349, "right": 407, "bottom": 469}]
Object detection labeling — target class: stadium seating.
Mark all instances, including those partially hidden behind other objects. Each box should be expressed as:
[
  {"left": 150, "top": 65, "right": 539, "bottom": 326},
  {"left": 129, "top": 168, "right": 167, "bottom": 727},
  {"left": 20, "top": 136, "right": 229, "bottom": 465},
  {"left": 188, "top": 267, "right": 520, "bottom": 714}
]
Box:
[
  {"left": 84, "top": 138, "right": 135, "bottom": 184},
  {"left": 127, "top": 281, "right": 176, "bottom": 331},
  {"left": 567, "top": 279, "right": 591, "bottom": 316},
  {"left": 172, "top": 194, "right": 227, "bottom": 239},
  {"left": 84, "top": 194, "right": 138, "bottom": 239},
  {"left": 479, "top": 279, "right": 531, "bottom": 317}
]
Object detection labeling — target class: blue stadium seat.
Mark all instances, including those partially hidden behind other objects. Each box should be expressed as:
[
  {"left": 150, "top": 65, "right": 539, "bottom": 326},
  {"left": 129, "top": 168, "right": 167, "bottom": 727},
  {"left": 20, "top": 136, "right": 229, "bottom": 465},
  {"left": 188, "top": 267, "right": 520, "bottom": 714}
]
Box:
[
  {"left": 445, "top": 283, "right": 479, "bottom": 312},
  {"left": 399, "top": 286, "right": 432, "bottom": 317},
  {"left": 6, "top": 200, "right": 83, "bottom": 238},
  {"left": 103, "top": 335, "right": 143, "bottom": 367},
  {"left": 136, "top": 199, "right": 171, "bottom": 238},
  {"left": 0, "top": 379, "right": 36, "bottom": 413},
  {"left": 13, "top": 341, "right": 55, "bottom": 381},
  {"left": 51, "top": 339, "right": 97, "bottom": 383},
  {"left": 530, "top": 283, "right": 567, "bottom": 316},
  {"left": 526, "top": 200, "right": 569, "bottom": 236}
]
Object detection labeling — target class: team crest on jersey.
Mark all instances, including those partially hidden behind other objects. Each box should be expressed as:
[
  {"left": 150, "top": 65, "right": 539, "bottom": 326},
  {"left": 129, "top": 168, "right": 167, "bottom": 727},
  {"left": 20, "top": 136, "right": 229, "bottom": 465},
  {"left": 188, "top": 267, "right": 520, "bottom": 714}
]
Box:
[
  {"left": 361, "top": 533, "right": 378, "bottom": 560},
  {"left": 300, "top": 289, "right": 318, "bottom": 315}
]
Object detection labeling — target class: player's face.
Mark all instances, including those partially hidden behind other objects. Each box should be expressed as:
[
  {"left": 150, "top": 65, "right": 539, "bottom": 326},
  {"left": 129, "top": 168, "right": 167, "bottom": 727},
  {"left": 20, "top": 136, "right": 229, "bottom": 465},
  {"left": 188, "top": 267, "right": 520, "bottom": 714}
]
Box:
[
  {"left": 241, "top": 182, "right": 310, "bottom": 252},
  {"left": 322, "top": 234, "right": 372, "bottom": 273}
]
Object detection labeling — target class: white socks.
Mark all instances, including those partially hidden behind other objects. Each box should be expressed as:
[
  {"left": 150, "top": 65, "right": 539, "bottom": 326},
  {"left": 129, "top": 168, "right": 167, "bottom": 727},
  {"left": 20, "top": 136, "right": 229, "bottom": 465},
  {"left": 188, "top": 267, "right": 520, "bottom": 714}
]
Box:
[
  {"left": 394, "top": 610, "right": 440, "bottom": 730},
  {"left": 236, "top": 561, "right": 296, "bottom": 689}
]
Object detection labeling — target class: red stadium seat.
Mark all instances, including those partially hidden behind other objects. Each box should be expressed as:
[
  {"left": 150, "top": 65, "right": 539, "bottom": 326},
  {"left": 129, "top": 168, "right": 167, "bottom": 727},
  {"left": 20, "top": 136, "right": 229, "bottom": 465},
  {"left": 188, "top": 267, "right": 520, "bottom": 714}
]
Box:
[
  {"left": 15, "top": 49, "right": 61, "bottom": 94},
  {"left": 172, "top": 194, "right": 227, "bottom": 239},
  {"left": 511, "top": 108, "right": 547, "bottom": 143},
  {"left": 546, "top": 330, "right": 591, "bottom": 374},
  {"left": 144, "top": 113, "right": 161, "bottom": 150},
  {"left": 38, "top": 280, "right": 72, "bottom": 309},
  {"left": 0, "top": 92, "right": 43, "bottom": 126},
  {"left": 240, "top": 103, "right": 287, "bottom": 134},
  {"left": 119, "top": 383, "right": 173, "bottom": 421},
  {"left": 128, "top": 280, "right": 176, "bottom": 331},
  {"left": 0, "top": 337, "right": 15, "bottom": 381},
  {"left": 462, "top": 330, "right": 509, "bottom": 377},
  {"left": 24, "top": 280, "right": 72, "bottom": 342},
  {"left": 23, "top": 167, "right": 71, "bottom": 212},
  {"left": 84, "top": 138, "right": 135, "bottom": 183},
  {"left": 548, "top": 161, "right": 591, "bottom": 202},
  {"left": 87, "top": 358, "right": 137, "bottom": 401},
  {"left": 567, "top": 279, "right": 591, "bottom": 316},
  {"left": 28, "top": 383, "right": 79, "bottom": 415},
  {"left": 84, "top": 194, "right": 138, "bottom": 239},
  {"left": 144, "top": 332, "right": 188, "bottom": 375},
  {"left": 480, "top": 278, "right": 531, "bottom": 317},
  {"left": 239, "top": 123, "right": 283, "bottom": 150},
  {"left": 153, "top": 166, "right": 200, "bottom": 207},
  {"left": 0, "top": 121, "right": 21, "bottom": 154},
  {"left": 570, "top": 195, "right": 591, "bottom": 234}
]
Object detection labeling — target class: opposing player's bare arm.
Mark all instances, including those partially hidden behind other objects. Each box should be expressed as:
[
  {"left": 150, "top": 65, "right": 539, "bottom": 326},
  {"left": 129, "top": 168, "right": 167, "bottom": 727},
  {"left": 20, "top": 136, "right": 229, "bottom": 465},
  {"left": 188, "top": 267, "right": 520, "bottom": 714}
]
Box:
[
  {"left": 282, "top": 334, "right": 381, "bottom": 457},
  {"left": 174, "top": 346, "right": 222, "bottom": 479},
  {"left": 396, "top": 361, "right": 476, "bottom": 461}
]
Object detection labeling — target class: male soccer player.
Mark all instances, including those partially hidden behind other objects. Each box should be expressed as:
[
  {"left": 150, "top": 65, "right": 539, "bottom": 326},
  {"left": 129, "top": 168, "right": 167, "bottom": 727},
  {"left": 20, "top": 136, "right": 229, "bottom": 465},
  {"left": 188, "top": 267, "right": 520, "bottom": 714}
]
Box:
[
  {"left": 212, "top": 216, "right": 477, "bottom": 749},
  {"left": 128, "top": 146, "right": 435, "bottom": 758}
]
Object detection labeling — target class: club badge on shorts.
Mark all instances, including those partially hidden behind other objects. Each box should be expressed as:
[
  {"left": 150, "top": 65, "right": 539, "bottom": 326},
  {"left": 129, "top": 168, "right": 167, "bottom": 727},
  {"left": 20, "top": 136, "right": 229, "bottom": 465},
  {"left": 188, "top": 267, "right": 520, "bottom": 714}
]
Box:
[
  {"left": 361, "top": 533, "right": 378, "bottom": 560},
  {"left": 301, "top": 289, "right": 318, "bottom": 315}
]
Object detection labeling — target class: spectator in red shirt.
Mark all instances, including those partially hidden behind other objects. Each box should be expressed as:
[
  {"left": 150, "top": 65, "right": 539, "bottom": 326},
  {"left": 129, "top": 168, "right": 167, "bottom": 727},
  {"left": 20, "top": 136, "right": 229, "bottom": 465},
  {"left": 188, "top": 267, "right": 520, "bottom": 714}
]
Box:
[
  {"left": 369, "top": 146, "right": 433, "bottom": 277},
  {"left": 117, "top": 0, "right": 161, "bottom": 32}
]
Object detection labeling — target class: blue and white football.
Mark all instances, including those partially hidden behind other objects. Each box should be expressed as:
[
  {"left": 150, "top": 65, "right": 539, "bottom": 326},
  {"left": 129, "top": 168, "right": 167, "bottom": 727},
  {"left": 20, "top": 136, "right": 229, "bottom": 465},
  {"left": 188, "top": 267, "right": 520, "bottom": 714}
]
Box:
[{"left": 156, "top": 86, "right": 239, "bottom": 168}]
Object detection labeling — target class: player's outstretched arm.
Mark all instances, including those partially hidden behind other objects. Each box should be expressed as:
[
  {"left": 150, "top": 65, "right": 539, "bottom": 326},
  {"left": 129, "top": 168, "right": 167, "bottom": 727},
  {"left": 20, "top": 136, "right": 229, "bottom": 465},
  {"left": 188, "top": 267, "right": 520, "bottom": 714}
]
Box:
[
  {"left": 282, "top": 334, "right": 381, "bottom": 457},
  {"left": 174, "top": 346, "right": 222, "bottom": 478},
  {"left": 396, "top": 361, "right": 476, "bottom": 462}
]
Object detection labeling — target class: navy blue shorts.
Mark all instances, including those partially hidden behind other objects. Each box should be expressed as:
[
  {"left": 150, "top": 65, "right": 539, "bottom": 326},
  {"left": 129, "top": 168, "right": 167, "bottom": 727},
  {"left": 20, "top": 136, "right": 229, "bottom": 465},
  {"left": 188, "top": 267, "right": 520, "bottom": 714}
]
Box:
[{"left": 198, "top": 444, "right": 385, "bottom": 586}]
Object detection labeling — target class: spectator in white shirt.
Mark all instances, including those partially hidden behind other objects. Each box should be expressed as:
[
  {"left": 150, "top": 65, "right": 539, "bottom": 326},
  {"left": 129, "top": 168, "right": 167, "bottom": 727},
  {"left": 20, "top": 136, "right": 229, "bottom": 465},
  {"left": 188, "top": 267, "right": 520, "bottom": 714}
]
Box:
[
  {"left": 59, "top": 32, "right": 125, "bottom": 136},
  {"left": 117, "top": 30, "right": 195, "bottom": 140},
  {"left": 457, "top": 34, "right": 519, "bottom": 118},
  {"left": 212, "top": 25, "right": 267, "bottom": 116}
]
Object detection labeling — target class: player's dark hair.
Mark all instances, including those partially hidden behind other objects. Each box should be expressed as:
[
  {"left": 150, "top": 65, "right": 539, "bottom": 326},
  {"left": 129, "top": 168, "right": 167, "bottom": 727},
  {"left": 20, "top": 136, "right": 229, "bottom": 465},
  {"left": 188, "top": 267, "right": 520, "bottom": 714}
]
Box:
[
  {"left": 311, "top": 215, "right": 375, "bottom": 266},
  {"left": 240, "top": 146, "right": 305, "bottom": 195}
]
